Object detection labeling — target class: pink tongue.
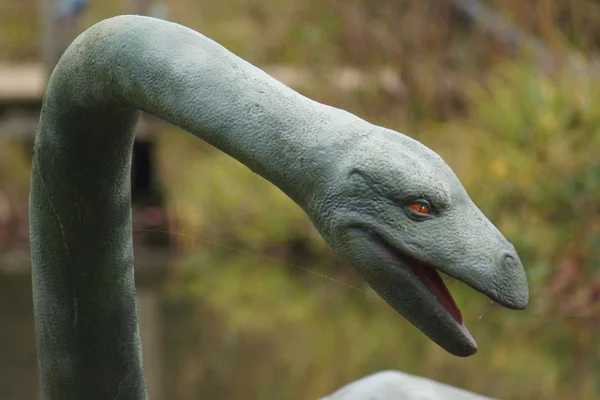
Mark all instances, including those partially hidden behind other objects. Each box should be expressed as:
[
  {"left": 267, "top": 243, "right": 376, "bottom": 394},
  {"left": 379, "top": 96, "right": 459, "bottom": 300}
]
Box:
[{"left": 415, "top": 266, "right": 463, "bottom": 324}]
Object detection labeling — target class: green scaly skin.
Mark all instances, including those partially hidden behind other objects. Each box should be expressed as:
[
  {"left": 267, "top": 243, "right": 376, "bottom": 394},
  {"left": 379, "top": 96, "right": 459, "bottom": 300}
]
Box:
[{"left": 30, "top": 16, "right": 528, "bottom": 399}]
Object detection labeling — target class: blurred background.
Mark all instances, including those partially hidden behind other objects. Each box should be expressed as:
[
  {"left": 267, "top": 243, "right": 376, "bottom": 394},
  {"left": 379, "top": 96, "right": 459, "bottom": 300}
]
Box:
[{"left": 1, "top": 0, "right": 599, "bottom": 399}]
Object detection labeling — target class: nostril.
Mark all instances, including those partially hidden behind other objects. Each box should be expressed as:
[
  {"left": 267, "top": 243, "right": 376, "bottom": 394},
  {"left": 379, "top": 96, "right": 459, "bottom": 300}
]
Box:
[
  {"left": 505, "top": 255, "right": 517, "bottom": 269},
  {"left": 497, "top": 250, "right": 519, "bottom": 269},
  {"left": 494, "top": 249, "right": 529, "bottom": 309}
]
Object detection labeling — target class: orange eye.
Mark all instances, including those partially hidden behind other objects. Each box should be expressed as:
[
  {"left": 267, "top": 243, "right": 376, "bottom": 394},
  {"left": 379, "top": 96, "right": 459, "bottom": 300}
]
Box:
[{"left": 409, "top": 203, "right": 430, "bottom": 214}]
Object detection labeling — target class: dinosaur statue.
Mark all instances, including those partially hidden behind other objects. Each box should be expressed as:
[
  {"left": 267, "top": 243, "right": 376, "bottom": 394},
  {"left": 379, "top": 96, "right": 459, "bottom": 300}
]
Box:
[{"left": 30, "top": 15, "right": 528, "bottom": 399}]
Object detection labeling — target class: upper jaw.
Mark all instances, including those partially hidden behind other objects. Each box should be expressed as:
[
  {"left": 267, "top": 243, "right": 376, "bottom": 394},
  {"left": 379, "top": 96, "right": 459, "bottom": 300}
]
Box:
[{"left": 439, "top": 245, "right": 529, "bottom": 312}]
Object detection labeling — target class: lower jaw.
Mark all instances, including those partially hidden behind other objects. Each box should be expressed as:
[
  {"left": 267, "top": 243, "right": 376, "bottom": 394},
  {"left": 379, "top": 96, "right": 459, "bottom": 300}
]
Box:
[{"left": 401, "top": 260, "right": 464, "bottom": 324}]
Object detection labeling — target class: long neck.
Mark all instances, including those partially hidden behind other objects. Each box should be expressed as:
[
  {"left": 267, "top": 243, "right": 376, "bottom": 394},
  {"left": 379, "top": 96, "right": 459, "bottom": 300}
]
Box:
[{"left": 30, "top": 16, "right": 356, "bottom": 399}]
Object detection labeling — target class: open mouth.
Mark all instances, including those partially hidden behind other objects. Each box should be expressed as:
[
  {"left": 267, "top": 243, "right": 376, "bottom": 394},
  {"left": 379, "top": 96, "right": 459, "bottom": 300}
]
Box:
[
  {"left": 351, "top": 227, "right": 485, "bottom": 356},
  {"left": 364, "top": 230, "right": 464, "bottom": 325},
  {"left": 398, "top": 253, "right": 463, "bottom": 324},
  {"left": 349, "top": 225, "right": 526, "bottom": 357}
]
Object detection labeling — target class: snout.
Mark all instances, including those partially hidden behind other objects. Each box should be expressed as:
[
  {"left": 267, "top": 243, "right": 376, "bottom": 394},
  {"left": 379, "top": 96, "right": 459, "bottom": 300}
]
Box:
[
  {"left": 491, "top": 249, "right": 529, "bottom": 310},
  {"left": 438, "top": 204, "right": 530, "bottom": 313}
]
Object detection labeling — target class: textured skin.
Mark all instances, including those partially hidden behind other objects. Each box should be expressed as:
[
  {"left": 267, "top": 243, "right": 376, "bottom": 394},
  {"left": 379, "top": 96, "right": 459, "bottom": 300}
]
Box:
[
  {"left": 30, "top": 16, "right": 528, "bottom": 399},
  {"left": 320, "top": 371, "right": 494, "bottom": 400}
]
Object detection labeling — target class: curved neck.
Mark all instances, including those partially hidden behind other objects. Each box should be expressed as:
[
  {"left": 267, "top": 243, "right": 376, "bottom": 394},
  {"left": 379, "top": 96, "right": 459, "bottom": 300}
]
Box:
[{"left": 30, "top": 16, "right": 358, "bottom": 399}]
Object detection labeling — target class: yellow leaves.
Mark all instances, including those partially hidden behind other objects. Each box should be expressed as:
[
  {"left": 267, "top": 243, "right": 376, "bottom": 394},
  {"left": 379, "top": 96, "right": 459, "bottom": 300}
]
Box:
[
  {"left": 538, "top": 110, "right": 560, "bottom": 137},
  {"left": 491, "top": 347, "right": 509, "bottom": 369},
  {"left": 516, "top": 162, "right": 535, "bottom": 188},
  {"left": 491, "top": 158, "right": 509, "bottom": 179},
  {"left": 0, "top": 138, "right": 31, "bottom": 185}
]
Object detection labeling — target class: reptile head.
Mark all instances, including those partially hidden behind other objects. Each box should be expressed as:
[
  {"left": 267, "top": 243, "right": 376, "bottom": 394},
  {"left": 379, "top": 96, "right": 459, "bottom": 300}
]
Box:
[{"left": 309, "top": 126, "right": 529, "bottom": 357}]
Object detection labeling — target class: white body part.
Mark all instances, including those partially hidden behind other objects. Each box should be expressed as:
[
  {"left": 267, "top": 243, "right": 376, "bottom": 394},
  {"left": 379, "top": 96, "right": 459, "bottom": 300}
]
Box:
[{"left": 320, "top": 371, "right": 495, "bottom": 400}]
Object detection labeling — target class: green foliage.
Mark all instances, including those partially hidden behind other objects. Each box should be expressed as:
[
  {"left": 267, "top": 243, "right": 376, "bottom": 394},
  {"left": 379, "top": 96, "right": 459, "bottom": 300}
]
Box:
[
  {"left": 419, "top": 61, "right": 600, "bottom": 398},
  {"left": 0, "top": 138, "right": 30, "bottom": 186},
  {"left": 435, "top": 60, "right": 600, "bottom": 304},
  {"left": 156, "top": 131, "right": 319, "bottom": 252},
  {"left": 157, "top": 59, "right": 600, "bottom": 400},
  {"left": 3, "top": 0, "right": 600, "bottom": 398}
]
